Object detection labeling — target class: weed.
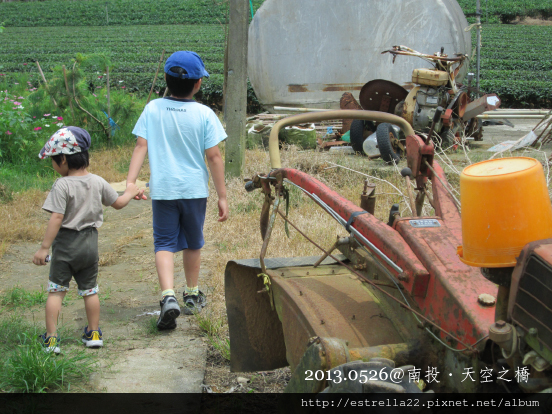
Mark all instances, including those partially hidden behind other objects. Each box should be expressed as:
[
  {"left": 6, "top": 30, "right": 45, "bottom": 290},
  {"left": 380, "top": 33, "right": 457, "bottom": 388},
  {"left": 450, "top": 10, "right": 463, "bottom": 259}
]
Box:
[
  {"left": 0, "top": 315, "right": 40, "bottom": 353},
  {"left": 0, "top": 333, "right": 97, "bottom": 393},
  {"left": 194, "top": 310, "right": 224, "bottom": 337},
  {"left": 99, "top": 286, "right": 112, "bottom": 305},
  {"left": 0, "top": 286, "right": 47, "bottom": 308},
  {"left": 143, "top": 316, "right": 160, "bottom": 336},
  {"left": 194, "top": 310, "right": 229, "bottom": 360},
  {"left": 207, "top": 334, "right": 230, "bottom": 361},
  {"left": 0, "top": 240, "right": 9, "bottom": 260}
]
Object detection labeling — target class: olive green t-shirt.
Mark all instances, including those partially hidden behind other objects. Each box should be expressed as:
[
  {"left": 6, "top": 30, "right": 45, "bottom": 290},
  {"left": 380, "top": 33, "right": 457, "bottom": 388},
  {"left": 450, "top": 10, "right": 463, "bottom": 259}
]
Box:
[{"left": 42, "top": 174, "right": 118, "bottom": 231}]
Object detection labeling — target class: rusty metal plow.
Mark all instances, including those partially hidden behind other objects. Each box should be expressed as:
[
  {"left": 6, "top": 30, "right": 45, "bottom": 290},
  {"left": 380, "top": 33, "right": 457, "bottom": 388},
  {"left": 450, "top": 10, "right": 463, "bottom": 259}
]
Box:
[{"left": 255, "top": 175, "right": 482, "bottom": 354}]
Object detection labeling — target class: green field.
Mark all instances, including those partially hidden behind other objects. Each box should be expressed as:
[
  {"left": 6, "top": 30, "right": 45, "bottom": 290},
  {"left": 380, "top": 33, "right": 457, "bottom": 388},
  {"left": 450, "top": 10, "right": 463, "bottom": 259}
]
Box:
[
  {"left": 1, "top": 25, "right": 226, "bottom": 105},
  {"left": 458, "top": 0, "right": 552, "bottom": 23},
  {"left": 1, "top": 0, "right": 551, "bottom": 109}
]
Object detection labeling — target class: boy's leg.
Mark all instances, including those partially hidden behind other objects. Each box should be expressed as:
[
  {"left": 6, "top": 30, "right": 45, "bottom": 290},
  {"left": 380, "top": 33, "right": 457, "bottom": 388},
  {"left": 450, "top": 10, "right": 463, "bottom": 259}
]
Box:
[
  {"left": 45, "top": 291, "right": 66, "bottom": 337},
  {"left": 155, "top": 250, "right": 175, "bottom": 291},
  {"left": 183, "top": 249, "right": 201, "bottom": 288},
  {"left": 83, "top": 294, "right": 100, "bottom": 331}
]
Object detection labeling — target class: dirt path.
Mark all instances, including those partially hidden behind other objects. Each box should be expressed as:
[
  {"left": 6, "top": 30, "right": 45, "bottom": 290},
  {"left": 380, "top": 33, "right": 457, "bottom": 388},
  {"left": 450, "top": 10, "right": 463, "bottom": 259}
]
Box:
[{"left": 0, "top": 197, "right": 209, "bottom": 394}]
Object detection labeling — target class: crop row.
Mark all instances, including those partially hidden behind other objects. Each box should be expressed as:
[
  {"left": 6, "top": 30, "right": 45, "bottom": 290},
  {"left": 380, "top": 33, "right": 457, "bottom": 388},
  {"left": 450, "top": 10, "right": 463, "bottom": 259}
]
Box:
[
  {"left": 471, "top": 24, "right": 552, "bottom": 107},
  {"left": 458, "top": 0, "right": 552, "bottom": 23},
  {"left": 0, "top": 0, "right": 265, "bottom": 27}
]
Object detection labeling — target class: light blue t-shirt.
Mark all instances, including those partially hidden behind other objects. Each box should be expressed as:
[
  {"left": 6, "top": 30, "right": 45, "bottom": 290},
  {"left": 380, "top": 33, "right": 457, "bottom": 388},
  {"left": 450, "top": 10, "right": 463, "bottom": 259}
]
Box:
[{"left": 132, "top": 97, "right": 227, "bottom": 200}]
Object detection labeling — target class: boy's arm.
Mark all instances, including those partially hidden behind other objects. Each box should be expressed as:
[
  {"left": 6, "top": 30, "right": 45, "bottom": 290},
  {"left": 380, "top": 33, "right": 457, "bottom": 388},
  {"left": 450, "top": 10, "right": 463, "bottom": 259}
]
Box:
[
  {"left": 205, "top": 145, "right": 228, "bottom": 222},
  {"left": 126, "top": 136, "right": 148, "bottom": 200},
  {"left": 111, "top": 183, "right": 141, "bottom": 210},
  {"left": 33, "top": 212, "right": 64, "bottom": 266}
]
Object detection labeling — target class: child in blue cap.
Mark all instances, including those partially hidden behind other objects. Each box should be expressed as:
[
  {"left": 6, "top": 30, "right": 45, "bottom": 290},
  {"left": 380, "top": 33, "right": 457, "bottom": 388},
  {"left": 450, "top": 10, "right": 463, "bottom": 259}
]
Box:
[
  {"left": 126, "top": 51, "right": 228, "bottom": 330},
  {"left": 33, "top": 126, "right": 141, "bottom": 353}
]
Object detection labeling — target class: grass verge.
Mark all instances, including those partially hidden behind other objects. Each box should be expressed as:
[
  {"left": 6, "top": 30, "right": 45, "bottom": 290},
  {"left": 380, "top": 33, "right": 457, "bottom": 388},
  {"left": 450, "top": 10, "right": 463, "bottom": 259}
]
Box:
[
  {"left": 0, "top": 333, "right": 97, "bottom": 393},
  {"left": 0, "top": 314, "right": 98, "bottom": 393},
  {"left": 0, "top": 286, "right": 47, "bottom": 308}
]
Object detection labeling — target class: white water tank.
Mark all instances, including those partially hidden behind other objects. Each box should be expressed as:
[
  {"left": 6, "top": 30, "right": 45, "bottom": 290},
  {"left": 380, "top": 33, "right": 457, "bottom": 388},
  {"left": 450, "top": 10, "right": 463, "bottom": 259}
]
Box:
[{"left": 248, "top": 0, "right": 471, "bottom": 110}]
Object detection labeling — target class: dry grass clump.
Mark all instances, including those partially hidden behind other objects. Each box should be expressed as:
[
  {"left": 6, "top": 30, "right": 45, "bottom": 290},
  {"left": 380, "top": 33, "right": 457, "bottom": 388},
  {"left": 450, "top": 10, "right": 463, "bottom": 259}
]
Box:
[
  {"left": 89, "top": 145, "right": 150, "bottom": 183},
  {"left": 0, "top": 189, "right": 49, "bottom": 247}
]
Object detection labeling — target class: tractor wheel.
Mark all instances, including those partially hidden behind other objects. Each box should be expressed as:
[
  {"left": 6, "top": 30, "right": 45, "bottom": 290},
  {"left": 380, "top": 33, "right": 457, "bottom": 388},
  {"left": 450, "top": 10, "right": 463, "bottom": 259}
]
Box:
[
  {"left": 376, "top": 123, "right": 401, "bottom": 164},
  {"left": 320, "top": 358, "right": 423, "bottom": 393},
  {"left": 438, "top": 128, "right": 456, "bottom": 149},
  {"left": 350, "top": 119, "right": 375, "bottom": 154}
]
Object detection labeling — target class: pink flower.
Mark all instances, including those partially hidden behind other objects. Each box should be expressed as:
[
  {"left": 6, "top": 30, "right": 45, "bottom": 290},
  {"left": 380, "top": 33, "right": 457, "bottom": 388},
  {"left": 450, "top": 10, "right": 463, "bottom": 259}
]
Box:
[
  {"left": 34, "top": 127, "right": 42, "bottom": 131},
  {"left": 33, "top": 116, "right": 36, "bottom": 118},
  {"left": 18, "top": 96, "right": 23, "bottom": 99},
  {"left": 57, "top": 116, "right": 63, "bottom": 121},
  {"left": 98, "top": 76, "right": 103, "bottom": 79},
  {"left": 6, "top": 131, "right": 12, "bottom": 135},
  {"left": 122, "top": 86, "right": 126, "bottom": 89},
  {"left": 23, "top": 63, "right": 28, "bottom": 66},
  {"left": 44, "top": 114, "right": 51, "bottom": 117},
  {"left": 13, "top": 102, "right": 21, "bottom": 106}
]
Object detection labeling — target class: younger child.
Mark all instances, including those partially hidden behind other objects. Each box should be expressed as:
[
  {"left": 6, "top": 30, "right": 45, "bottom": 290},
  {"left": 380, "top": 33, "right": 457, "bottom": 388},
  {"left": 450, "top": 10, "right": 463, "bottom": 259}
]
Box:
[{"left": 33, "top": 126, "right": 141, "bottom": 353}]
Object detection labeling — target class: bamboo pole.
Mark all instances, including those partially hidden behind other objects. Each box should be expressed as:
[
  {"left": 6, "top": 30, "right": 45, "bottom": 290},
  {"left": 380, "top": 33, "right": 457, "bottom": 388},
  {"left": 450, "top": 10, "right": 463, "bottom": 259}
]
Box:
[
  {"left": 35, "top": 61, "right": 58, "bottom": 107},
  {"left": 147, "top": 49, "right": 165, "bottom": 104},
  {"left": 62, "top": 65, "right": 75, "bottom": 119}
]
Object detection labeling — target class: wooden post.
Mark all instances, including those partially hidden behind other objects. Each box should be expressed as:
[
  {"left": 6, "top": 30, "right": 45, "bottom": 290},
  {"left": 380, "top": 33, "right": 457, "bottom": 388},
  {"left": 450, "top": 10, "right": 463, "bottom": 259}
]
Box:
[
  {"left": 147, "top": 49, "right": 165, "bottom": 104},
  {"left": 62, "top": 65, "right": 75, "bottom": 119},
  {"left": 224, "top": 0, "right": 248, "bottom": 178},
  {"left": 35, "top": 61, "right": 58, "bottom": 107}
]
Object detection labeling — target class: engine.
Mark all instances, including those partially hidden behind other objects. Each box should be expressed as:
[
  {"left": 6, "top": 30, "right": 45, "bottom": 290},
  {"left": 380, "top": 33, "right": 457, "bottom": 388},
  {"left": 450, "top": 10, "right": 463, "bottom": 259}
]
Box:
[{"left": 412, "top": 86, "right": 450, "bottom": 132}]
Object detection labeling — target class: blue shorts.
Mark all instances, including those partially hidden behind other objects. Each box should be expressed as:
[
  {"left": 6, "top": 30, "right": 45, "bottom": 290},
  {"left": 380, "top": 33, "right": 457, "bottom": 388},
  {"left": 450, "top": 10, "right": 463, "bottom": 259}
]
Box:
[{"left": 152, "top": 198, "right": 207, "bottom": 253}]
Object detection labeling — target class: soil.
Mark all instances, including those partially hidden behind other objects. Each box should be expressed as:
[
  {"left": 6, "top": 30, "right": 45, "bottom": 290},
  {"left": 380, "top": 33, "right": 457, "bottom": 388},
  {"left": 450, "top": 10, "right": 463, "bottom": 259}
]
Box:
[
  {"left": 0, "top": 193, "right": 289, "bottom": 395},
  {"left": 513, "top": 17, "right": 552, "bottom": 26}
]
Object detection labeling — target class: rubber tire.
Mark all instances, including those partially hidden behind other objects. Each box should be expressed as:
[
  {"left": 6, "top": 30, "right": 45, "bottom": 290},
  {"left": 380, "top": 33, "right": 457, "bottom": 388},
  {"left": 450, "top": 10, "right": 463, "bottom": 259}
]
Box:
[
  {"left": 376, "top": 123, "right": 401, "bottom": 164},
  {"left": 350, "top": 119, "right": 375, "bottom": 154},
  {"left": 438, "top": 128, "right": 455, "bottom": 149}
]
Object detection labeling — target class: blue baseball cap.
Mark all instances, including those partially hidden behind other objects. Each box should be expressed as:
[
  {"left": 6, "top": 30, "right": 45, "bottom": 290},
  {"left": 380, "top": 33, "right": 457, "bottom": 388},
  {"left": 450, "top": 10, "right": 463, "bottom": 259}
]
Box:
[{"left": 164, "top": 51, "right": 210, "bottom": 79}]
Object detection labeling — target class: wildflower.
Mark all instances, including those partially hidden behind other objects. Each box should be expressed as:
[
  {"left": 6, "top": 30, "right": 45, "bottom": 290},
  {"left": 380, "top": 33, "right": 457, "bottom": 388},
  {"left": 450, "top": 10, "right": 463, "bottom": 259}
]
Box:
[
  {"left": 33, "top": 116, "right": 36, "bottom": 118},
  {"left": 34, "top": 127, "right": 42, "bottom": 131},
  {"left": 23, "top": 63, "right": 28, "bottom": 66},
  {"left": 122, "top": 86, "right": 126, "bottom": 89},
  {"left": 52, "top": 116, "right": 57, "bottom": 119},
  {"left": 6, "top": 131, "right": 12, "bottom": 135},
  {"left": 14, "top": 102, "right": 21, "bottom": 105},
  {"left": 18, "top": 96, "right": 23, "bottom": 99},
  {"left": 45, "top": 124, "right": 50, "bottom": 127},
  {"left": 57, "top": 116, "right": 63, "bottom": 121},
  {"left": 44, "top": 114, "right": 51, "bottom": 117},
  {"left": 98, "top": 76, "right": 103, "bottom": 79},
  {"left": 14, "top": 83, "right": 19, "bottom": 85},
  {"left": 56, "top": 122, "right": 63, "bottom": 127},
  {"left": 119, "top": 80, "right": 123, "bottom": 83}
]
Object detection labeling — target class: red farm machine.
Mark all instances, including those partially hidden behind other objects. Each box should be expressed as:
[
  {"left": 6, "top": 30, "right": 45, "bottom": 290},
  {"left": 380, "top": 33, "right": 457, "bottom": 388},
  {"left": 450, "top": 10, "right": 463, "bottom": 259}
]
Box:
[{"left": 225, "top": 110, "right": 552, "bottom": 396}]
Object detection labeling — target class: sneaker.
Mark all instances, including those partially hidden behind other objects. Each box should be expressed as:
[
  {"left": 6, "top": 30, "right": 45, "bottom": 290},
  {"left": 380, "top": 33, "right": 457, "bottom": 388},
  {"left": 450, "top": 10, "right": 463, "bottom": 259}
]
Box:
[
  {"left": 157, "top": 295, "right": 181, "bottom": 330},
  {"left": 183, "top": 290, "right": 207, "bottom": 315},
  {"left": 82, "top": 327, "right": 104, "bottom": 348},
  {"left": 40, "top": 333, "right": 60, "bottom": 354}
]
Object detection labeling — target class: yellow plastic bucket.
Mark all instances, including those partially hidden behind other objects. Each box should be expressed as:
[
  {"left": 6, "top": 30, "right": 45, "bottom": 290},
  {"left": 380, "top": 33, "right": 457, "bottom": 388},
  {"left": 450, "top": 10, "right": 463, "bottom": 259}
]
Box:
[{"left": 458, "top": 157, "right": 552, "bottom": 267}]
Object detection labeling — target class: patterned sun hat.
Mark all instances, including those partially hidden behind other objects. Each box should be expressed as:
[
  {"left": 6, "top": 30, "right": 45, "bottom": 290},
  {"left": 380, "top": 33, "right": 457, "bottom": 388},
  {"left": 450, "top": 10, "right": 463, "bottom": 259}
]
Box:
[{"left": 38, "top": 126, "right": 91, "bottom": 159}]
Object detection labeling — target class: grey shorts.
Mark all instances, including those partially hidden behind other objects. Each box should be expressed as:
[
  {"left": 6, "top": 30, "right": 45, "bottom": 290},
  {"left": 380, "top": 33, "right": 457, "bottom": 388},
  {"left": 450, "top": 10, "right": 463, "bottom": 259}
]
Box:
[{"left": 48, "top": 227, "right": 99, "bottom": 296}]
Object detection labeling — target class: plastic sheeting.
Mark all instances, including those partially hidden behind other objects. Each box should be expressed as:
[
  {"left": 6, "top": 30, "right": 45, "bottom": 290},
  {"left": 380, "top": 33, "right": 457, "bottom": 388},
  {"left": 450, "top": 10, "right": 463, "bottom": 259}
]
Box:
[{"left": 248, "top": 0, "right": 470, "bottom": 110}]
